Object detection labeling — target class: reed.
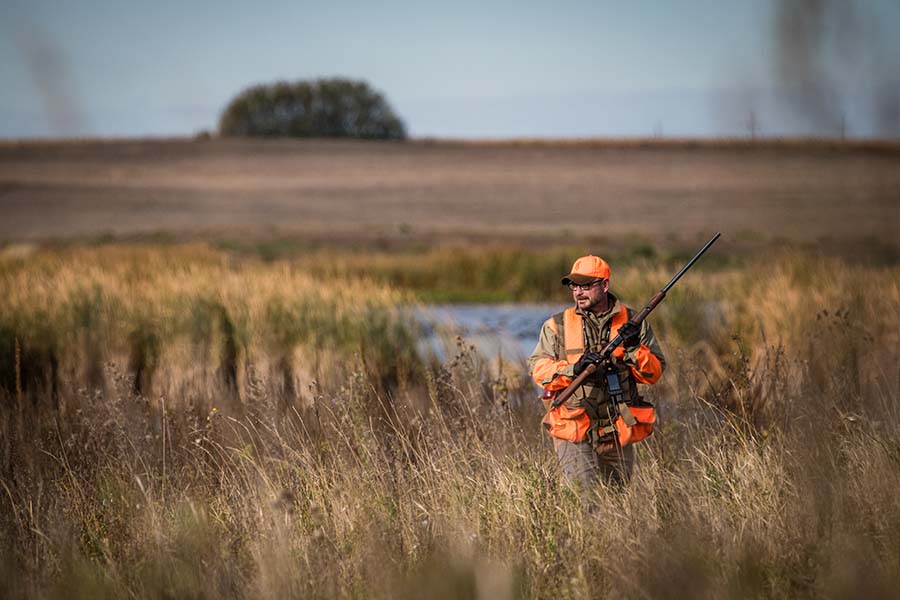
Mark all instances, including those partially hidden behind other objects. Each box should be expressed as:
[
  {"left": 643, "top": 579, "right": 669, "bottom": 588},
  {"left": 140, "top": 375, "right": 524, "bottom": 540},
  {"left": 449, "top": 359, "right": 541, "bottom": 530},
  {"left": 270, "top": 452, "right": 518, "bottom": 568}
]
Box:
[
  {"left": 0, "top": 244, "right": 419, "bottom": 404},
  {"left": 1, "top": 243, "right": 898, "bottom": 598}
]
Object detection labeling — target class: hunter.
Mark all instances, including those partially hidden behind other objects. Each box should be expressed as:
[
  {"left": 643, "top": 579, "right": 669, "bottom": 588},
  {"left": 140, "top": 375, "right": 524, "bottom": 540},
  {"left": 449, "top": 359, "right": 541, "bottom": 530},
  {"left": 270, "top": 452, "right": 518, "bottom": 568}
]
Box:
[{"left": 528, "top": 255, "right": 666, "bottom": 486}]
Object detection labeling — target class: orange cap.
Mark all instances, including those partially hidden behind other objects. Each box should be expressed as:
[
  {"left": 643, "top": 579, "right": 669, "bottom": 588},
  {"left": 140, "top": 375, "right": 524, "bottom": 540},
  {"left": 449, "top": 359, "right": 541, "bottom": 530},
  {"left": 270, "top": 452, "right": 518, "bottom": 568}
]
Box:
[{"left": 561, "top": 255, "right": 611, "bottom": 285}]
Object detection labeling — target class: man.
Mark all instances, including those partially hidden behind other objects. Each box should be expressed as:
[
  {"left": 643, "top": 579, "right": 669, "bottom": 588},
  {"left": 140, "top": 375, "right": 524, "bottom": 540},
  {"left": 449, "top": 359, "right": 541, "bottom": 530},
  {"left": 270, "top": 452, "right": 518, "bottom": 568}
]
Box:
[{"left": 528, "top": 255, "right": 666, "bottom": 486}]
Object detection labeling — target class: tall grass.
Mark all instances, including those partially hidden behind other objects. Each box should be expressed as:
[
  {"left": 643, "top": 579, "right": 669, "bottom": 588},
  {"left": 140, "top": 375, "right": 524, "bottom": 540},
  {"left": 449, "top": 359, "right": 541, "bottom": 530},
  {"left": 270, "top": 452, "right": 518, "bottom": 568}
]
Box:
[
  {"left": 0, "top": 245, "right": 419, "bottom": 404},
  {"left": 1, "top": 244, "right": 899, "bottom": 598},
  {"left": 243, "top": 241, "right": 722, "bottom": 304}
]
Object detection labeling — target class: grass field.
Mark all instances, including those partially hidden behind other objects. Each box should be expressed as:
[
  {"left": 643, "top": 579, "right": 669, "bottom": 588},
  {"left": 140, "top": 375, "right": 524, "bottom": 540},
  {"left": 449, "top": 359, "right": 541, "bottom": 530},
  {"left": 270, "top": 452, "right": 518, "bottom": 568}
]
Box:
[{"left": 1, "top": 138, "right": 899, "bottom": 598}]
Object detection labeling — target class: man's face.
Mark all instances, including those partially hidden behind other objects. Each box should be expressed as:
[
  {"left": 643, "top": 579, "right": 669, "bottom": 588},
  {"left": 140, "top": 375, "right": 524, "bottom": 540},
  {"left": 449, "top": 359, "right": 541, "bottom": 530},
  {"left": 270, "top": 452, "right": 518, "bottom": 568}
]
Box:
[{"left": 571, "top": 278, "right": 609, "bottom": 312}]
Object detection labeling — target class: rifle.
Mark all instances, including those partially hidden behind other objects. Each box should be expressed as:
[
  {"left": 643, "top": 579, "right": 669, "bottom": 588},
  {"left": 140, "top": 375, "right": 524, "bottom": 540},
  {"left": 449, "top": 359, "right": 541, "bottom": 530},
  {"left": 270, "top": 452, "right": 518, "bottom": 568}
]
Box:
[{"left": 549, "top": 232, "right": 721, "bottom": 410}]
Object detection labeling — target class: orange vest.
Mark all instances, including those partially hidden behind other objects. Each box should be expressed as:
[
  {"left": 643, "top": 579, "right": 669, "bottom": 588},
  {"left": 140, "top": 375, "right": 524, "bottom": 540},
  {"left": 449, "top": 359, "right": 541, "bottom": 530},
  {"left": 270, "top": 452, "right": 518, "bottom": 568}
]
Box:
[{"left": 543, "top": 305, "right": 656, "bottom": 446}]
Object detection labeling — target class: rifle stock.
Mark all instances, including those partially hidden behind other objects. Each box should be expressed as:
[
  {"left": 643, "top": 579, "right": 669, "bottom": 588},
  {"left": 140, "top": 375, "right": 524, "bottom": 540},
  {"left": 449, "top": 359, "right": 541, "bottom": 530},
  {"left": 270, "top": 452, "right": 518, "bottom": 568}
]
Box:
[{"left": 548, "top": 233, "right": 720, "bottom": 410}]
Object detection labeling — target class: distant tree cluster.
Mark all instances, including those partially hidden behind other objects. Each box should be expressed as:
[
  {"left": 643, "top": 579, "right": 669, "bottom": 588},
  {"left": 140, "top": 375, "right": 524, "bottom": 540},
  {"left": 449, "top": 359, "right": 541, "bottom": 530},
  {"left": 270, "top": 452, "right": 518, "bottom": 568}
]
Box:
[{"left": 219, "top": 78, "right": 407, "bottom": 140}]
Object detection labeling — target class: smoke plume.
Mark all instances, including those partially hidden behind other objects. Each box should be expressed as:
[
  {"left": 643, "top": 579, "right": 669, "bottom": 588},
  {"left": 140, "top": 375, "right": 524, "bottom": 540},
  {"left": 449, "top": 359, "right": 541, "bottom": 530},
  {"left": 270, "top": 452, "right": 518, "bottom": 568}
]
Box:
[
  {"left": 773, "top": 0, "right": 900, "bottom": 138},
  {"left": 8, "top": 6, "right": 88, "bottom": 137}
]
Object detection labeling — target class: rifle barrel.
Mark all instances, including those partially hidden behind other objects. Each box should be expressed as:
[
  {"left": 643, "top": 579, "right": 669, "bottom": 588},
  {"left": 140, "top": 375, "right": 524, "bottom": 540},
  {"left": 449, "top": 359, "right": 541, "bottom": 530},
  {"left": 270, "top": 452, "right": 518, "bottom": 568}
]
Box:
[{"left": 662, "top": 232, "right": 721, "bottom": 294}]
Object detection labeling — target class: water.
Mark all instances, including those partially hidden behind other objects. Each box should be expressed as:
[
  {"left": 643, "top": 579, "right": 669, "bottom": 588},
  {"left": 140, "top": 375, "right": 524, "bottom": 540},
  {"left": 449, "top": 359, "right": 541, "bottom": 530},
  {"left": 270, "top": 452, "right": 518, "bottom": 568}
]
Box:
[{"left": 417, "top": 303, "right": 568, "bottom": 364}]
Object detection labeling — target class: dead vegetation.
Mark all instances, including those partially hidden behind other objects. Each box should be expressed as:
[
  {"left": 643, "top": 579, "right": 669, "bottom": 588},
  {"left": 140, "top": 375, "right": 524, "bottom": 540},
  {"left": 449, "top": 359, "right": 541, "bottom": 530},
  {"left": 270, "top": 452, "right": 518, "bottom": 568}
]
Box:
[{"left": 1, "top": 244, "right": 898, "bottom": 598}]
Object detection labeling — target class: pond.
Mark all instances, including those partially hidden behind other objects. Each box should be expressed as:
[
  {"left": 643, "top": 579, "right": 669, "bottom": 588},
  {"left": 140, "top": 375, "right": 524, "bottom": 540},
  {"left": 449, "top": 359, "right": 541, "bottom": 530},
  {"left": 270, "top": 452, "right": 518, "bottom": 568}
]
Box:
[{"left": 417, "top": 303, "right": 568, "bottom": 364}]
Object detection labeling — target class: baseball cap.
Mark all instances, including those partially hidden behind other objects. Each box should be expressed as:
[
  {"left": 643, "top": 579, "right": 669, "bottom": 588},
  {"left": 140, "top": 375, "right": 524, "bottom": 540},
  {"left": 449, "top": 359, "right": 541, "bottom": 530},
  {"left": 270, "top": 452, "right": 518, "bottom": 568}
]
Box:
[{"left": 561, "top": 255, "right": 611, "bottom": 286}]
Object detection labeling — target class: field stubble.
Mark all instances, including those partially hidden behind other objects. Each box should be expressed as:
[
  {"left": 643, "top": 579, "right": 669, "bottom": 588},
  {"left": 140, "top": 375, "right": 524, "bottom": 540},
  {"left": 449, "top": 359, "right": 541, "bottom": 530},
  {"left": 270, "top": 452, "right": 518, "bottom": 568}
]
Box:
[
  {"left": 1, "top": 244, "right": 899, "bottom": 598},
  {"left": 1, "top": 138, "right": 898, "bottom": 254}
]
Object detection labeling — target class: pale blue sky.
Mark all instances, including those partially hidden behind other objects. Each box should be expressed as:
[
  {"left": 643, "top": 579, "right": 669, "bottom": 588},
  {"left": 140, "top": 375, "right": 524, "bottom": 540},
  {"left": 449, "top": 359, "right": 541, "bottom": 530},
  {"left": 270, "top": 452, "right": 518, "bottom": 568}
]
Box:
[{"left": 2, "top": 0, "right": 898, "bottom": 138}]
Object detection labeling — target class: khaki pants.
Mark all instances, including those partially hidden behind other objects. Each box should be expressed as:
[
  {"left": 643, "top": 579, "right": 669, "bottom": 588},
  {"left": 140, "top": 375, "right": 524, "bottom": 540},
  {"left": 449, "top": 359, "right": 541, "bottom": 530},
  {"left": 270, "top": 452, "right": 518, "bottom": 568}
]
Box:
[{"left": 555, "top": 438, "right": 634, "bottom": 487}]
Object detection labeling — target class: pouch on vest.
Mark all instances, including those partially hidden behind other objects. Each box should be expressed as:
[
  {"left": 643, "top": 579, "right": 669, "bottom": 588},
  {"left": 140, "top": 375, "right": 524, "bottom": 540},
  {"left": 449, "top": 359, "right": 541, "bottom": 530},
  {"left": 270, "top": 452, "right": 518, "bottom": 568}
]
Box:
[
  {"left": 541, "top": 402, "right": 591, "bottom": 442},
  {"left": 599, "top": 366, "right": 656, "bottom": 447},
  {"left": 612, "top": 402, "right": 656, "bottom": 446}
]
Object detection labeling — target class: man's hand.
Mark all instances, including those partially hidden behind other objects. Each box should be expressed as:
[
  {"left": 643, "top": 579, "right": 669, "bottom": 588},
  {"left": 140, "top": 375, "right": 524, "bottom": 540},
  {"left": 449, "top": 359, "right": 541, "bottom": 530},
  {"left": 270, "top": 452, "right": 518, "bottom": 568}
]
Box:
[
  {"left": 573, "top": 351, "right": 603, "bottom": 376},
  {"left": 618, "top": 321, "right": 642, "bottom": 352}
]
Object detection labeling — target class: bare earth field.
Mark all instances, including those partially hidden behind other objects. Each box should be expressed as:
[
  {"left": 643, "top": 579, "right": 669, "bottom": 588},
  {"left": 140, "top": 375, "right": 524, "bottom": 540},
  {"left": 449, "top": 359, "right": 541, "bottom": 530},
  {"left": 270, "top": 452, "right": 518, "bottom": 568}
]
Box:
[{"left": 1, "top": 138, "right": 898, "bottom": 250}]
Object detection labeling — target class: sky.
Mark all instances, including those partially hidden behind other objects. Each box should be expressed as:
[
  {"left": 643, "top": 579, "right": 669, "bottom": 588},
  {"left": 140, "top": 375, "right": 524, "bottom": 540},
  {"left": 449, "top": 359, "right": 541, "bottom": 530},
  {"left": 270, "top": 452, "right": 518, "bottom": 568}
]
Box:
[{"left": 2, "top": 0, "right": 899, "bottom": 139}]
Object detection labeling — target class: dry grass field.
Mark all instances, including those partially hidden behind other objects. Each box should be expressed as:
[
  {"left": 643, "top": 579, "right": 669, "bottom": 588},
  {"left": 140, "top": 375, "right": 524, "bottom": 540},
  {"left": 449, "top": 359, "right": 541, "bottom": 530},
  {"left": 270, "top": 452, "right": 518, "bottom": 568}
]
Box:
[
  {"left": 1, "top": 138, "right": 899, "bottom": 598},
  {"left": 2, "top": 244, "right": 898, "bottom": 599},
  {"left": 1, "top": 138, "right": 898, "bottom": 252}
]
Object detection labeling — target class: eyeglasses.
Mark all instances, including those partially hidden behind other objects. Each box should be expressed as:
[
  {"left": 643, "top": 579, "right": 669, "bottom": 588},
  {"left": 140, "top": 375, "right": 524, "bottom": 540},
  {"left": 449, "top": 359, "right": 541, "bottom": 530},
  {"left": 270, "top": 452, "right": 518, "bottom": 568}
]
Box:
[{"left": 567, "top": 280, "right": 605, "bottom": 292}]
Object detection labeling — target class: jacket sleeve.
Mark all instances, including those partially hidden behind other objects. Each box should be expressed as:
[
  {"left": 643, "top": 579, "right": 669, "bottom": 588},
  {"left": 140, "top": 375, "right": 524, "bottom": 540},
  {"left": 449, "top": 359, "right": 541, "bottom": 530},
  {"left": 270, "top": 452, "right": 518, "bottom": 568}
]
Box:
[
  {"left": 527, "top": 317, "right": 575, "bottom": 391},
  {"left": 614, "top": 320, "right": 666, "bottom": 384}
]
